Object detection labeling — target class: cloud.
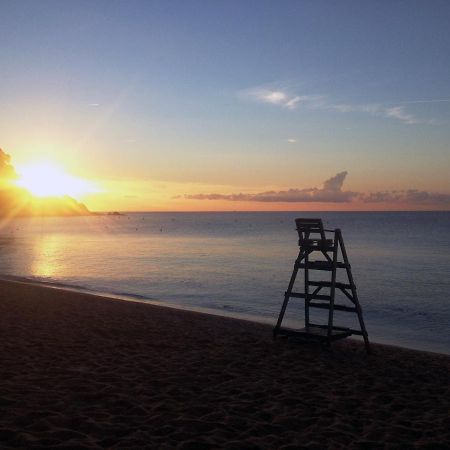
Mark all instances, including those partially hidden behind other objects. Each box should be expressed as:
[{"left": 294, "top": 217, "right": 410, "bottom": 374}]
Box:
[
  {"left": 397, "top": 99, "right": 450, "bottom": 105},
  {"left": 241, "top": 87, "right": 314, "bottom": 110},
  {"left": 184, "top": 172, "right": 357, "bottom": 203},
  {"left": 263, "top": 91, "right": 287, "bottom": 105},
  {"left": 241, "top": 84, "right": 432, "bottom": 124},
  {"left": 285, "top": 96, "right": 302, "bottom": 109},
  {"left": 362, "top": 190, "right": 450, "bottom": 204},
  {"left": 323, "top": 171, "right": 347, "bottom": 191},
  {"left": 361, "top": 191, "right": 398, "bottom": 203},
  {"left": 328, "top": 103, "right": 421, "bottom": 124},
  {"left": 384, "top": 106, "right": 418, "bottom": 125},
  {"left": 287, "top": 138, "right": 297, "bottom": 143},
  {"left": 182, "top": 171, "right": 450, "bottom": 206},
  {"left": 329, "top": 103, "right": 356, "bottom": 113}
]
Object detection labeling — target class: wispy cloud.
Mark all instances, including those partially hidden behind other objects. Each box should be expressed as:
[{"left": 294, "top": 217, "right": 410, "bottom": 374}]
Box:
[
  {"left": 240, "top": 84, "right": 441, "bottom": 124},
  {"left": 384, "top": 106, "right": 418, "bottom": 125},
  {"left": 182, "top": 172, "right": 450, "bottom": 206},
  {"left": 285, "top": 96, "right": 302, "bottom": 109},
  {"left": 327, "top": 103, "right": 421, "bottom": 124},
  {"left": 396, "top": 99, "right": 450, "bottom": 105},
  {"left": 241, "top": 87, "right": 318, "bottom": 110}
]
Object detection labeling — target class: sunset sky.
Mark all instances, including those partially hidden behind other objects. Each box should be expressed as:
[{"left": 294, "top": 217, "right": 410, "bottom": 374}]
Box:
[{"left": 1, "top": 0, "right": 449, "bottom": 211}]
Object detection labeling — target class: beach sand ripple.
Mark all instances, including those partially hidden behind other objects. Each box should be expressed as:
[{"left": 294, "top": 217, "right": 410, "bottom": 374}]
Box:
[{"left": 0, "top": 280, "right": 449, "bottom": 449}]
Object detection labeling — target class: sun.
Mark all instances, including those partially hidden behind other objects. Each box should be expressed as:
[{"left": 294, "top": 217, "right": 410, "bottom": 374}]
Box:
[{"left": 16, "top": 162, "right": 97, "bottom": 198}]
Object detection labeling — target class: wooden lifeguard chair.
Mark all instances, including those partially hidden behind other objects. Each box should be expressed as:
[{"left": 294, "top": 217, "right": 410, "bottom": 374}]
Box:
[{"left": 273, "top": 218, "right": 371, "bottom": 353}]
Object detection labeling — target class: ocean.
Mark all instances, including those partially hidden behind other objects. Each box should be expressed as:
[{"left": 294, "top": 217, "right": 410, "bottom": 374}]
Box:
[{"left": 0, "top": 211, "right": 449, "bottom": 354}]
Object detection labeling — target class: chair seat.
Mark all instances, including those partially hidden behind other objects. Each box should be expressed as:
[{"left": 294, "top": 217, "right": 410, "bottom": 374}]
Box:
[{"left": 299, "top": 238, "right": 334, "bottom": 249}]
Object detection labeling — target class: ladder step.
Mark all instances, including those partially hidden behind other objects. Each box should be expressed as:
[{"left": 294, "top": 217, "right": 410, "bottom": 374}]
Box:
[
  {"left": 307, "top": 280, "right": 352, "bottom": 290},
  {"left": 309, "top": 323, "right": 350, "bottom": 331},
  {"left": 276, "top": 325, "right": 352, "bottom": 342},
  {"left": 308, "top": 324, "right": 363, "bottom": 336},
  {"left": 289, "top": 292, "right": 332, "bottom": 301},
  {"left": 309, "top": 302, "right": 357, "bottom": 312},
  {"left": 297, "top": 261, "right": 349, "bottom": 270}
]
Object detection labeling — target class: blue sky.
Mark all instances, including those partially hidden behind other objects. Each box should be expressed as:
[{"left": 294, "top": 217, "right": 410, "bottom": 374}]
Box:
[{"left": 1, "top": 0, "right": 449, "bottom": 210}]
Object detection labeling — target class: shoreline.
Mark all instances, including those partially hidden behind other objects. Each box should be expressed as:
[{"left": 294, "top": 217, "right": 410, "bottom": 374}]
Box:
[
  {"left": 0, "top": 274, "right": 276, "bottom": 327},
  {"left": 1, "top": 275, "right": 448, "bottom": 358},
  {"left": 1, "top": 279, "right": 449, "bottom": 448}
]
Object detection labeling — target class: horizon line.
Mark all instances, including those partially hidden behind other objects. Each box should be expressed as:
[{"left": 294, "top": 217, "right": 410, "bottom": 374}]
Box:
[{"left": 93, "top": 209, "right": 450, "bottom": 214}]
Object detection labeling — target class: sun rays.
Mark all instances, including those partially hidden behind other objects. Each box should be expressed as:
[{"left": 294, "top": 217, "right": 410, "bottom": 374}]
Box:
[{"left": 15, "top": 162, "right": 97, "bottom": 199}]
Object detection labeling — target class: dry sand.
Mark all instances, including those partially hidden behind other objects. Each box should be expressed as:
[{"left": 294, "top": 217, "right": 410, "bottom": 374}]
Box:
[{"left": 0, "top": 279, "right": 449, "bottom": 449}]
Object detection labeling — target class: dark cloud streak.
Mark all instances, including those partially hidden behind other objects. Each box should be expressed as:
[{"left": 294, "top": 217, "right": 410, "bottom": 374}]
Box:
[
  {"left": 185, "top": 172, "right": 357, "bottom": 203},
  {"left": 182, "top": 172, "right": 450, "bottom": 206},
  {"left": 361, "top": 190, "right": 450, "bottom": 204}
]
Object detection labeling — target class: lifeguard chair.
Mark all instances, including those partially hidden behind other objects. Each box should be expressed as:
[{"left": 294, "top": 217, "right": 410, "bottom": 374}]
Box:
[{"left": 273, "top": 218, "right": 370, "bottom": 353}]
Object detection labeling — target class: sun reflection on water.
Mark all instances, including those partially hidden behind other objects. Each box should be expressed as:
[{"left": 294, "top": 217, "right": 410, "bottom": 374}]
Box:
[{"left": 31, "top": 234, "right": 68, "bottom": 278}]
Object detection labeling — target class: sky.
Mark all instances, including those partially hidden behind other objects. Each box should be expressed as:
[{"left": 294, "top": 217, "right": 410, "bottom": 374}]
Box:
[{"left": 1, "top": 0, "right": 449, "bottom": 211}]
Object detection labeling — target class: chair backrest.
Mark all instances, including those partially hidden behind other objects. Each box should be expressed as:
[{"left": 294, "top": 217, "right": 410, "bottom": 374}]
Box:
[{"left": 295, "top": 218, "right": 327, "bottom": 245}]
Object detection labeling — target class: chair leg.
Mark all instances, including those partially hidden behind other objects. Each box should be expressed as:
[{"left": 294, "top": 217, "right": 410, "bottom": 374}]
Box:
[{"left": 274, "top": 259, "right": 300, "bottom": 336}]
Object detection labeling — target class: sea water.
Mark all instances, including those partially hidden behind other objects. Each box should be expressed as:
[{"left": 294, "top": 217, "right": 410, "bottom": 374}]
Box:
[{"left": 0, "top": 211, "right": 449, "bottom": 354}]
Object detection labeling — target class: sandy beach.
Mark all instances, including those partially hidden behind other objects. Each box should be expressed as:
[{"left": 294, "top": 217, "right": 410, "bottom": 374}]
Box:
[{"left": 0, "top": 279, "right": 449, "bottom": 449}]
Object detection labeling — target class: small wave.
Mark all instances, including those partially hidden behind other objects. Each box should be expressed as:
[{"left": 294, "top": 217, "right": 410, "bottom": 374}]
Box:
[
  {"left": 0, "top": 274, "right": 93, "bottom": 292},
  {"left": 109, "top": 291, "right": 153, "bottom": 300},
  {"left": 0, "top": 274, "right": 154, "bottom": 304}
]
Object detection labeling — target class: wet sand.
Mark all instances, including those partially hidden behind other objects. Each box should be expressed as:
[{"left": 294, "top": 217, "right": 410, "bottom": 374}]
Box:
[{"left": 0, "top": 279, "right": 449, "bottom": 449}]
